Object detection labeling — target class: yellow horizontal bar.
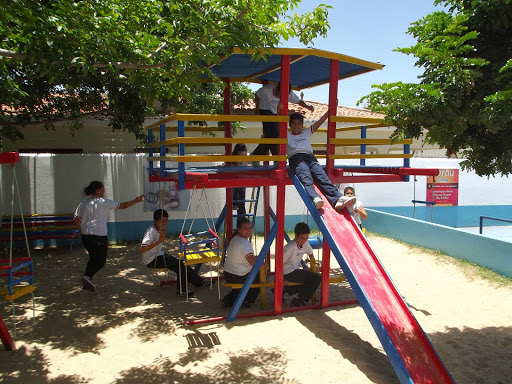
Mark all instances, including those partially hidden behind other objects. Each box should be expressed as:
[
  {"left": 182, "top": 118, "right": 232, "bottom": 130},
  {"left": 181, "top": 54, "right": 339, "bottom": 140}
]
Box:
[
  {"left": 336, "top": 123, "right": 389, "bottom": 132},
  {"left": 331, "top": 138, "right": 413, "bottom": 145},
  {"left": 222, "top": 276, "right": 345, "bottom": 289},
  {"left": 331, "top": 154, "right": 413, "bottom": 159},
  {"left": 163, "top": 126, "right": 224, "bottom": 132},
  {"left": 331, "top": 116, "right": 384, "bottom": 124},
  {"left": 149, "top": 155, "right": 287, "bottom": 163},
  {"left": 146, "top": 113, "right": 289, "bottom": 130},
  {"left": 2, "top": 285, "right": 35, "bottom": 301},
  {"left": 184, "top": 257, "right": 222, "bottom": 266},
  {"left": 146, "top": 137, "right": 287, "bottom": 148}
]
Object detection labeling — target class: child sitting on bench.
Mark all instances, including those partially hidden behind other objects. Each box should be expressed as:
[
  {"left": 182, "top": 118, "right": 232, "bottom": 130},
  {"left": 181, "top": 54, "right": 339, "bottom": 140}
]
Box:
[
  {"left": 221, "top": 218, "right": 261, "bottom": 308},
  {"left": 283, "top": 222, "right": 321, "bottom": 307}
]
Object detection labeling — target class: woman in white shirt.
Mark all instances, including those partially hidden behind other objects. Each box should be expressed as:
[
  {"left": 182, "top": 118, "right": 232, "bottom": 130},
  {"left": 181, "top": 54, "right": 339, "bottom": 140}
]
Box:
[{"left": 73, "top": 180, "right": 144, "bottom": 292}]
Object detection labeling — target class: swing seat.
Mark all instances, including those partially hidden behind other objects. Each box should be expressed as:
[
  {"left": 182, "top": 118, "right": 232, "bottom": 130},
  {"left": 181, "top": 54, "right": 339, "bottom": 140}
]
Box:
[
  {"left": 0, "top": 284, "right": 36, "bottom": 337},
  {"left": 0, "top": 284, "right": 35, "bottom": 301},
  {"left": 181, "top": 250, "right": 222, "bottom": 266},
  {"left": 148, "top": 267, "right": 173, "bottom": 287},
  {"left": 0, "top": 257, "right": 36, "bottom": 336}
]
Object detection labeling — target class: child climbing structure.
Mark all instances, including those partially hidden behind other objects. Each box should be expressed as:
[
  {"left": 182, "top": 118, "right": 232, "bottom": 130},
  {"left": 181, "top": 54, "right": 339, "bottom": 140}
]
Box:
[{"left": 144, "top": 47, "right": 454, "bottom": 383}]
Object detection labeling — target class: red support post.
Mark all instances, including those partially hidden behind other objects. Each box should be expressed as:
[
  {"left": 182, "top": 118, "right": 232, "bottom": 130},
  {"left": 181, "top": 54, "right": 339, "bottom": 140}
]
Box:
[
  {"left": 273, "top": 55, "right": 290, "bottom": 315},
  {"left": 0, "top": 315, "right": 15, "bottom": 351},
  {"left": 224, "top": 78, "right": 234, "bottom": 246},
  {"left": 320, "top": 59, "right": 340, "bottom": 308}
]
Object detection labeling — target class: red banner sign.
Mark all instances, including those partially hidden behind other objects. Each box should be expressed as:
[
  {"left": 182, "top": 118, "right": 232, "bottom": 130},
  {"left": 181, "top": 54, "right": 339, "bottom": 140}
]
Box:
[{"left": 426, "top": 169, "right": 459, "bottom": 206}]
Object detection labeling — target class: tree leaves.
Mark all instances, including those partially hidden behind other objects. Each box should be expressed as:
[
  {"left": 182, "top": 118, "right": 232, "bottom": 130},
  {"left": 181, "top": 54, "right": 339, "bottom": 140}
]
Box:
[
  {"left": 362, "top": 0, "right": 512, "bottom": 176},
  {"left": 0, "top": 0, "right": 330, "bottom": 143}
]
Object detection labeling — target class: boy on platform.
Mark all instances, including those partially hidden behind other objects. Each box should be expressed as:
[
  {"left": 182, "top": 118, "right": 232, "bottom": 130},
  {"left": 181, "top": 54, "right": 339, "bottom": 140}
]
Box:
[{"left": 287, "top": 111, "right": 356, "bottom": 210}]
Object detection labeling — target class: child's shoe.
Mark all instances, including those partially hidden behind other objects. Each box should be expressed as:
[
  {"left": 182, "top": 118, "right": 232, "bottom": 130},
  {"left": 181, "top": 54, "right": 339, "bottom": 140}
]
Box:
[
  {"left": 290, "top": 297, "right": 307, "bottom": 307},
  {"left": 81, "top": 275, "right": 96, "bottom": 292},
  {"left": 313, "top": 197, "right": 324, "bottom": 210},
  {"left": 335, "top": 196, "right": 356, "bottom": 210}
]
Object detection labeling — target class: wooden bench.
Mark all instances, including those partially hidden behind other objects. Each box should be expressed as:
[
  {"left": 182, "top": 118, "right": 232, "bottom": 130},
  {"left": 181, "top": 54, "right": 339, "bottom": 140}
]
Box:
[
  {"left": 1, "top": 214, "right": 80, "bottom": 252},
  {"left": 222, "top": 256, "right": 346, "bottom": 306}
]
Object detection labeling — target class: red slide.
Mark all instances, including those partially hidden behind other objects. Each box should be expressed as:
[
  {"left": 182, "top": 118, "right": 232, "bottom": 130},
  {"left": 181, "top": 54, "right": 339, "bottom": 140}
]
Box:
[{"left": 291, "top": 175, "right": 455, "bottom": 383}]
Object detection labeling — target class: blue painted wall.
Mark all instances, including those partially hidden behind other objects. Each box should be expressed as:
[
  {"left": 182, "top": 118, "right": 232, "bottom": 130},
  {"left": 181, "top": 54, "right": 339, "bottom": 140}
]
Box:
[
  {"left": 365, "top": 209, "right": 512, "bottom": 278},
  {"left": 369, "top": 205, "right": 512, "bottom": 228}
]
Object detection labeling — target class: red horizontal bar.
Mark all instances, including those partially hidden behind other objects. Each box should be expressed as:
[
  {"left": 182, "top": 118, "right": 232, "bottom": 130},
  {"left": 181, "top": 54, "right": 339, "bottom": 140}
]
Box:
[{"left": 0, "top": 152, "right": 19, "bottom": 165}]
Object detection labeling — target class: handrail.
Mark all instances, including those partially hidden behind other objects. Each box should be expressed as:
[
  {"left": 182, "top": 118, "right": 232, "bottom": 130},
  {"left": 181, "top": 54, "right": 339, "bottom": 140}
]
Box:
[
  {"left": 479, "top": 216, "right": 512, "bottom": 234},
  {"left": 146, "top": 113, "right": 289, "bottom": 131}
]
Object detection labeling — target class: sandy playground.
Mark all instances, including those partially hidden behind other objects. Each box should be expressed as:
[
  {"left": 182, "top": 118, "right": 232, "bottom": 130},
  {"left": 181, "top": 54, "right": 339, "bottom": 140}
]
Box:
[{"left": 1, "top": 233, "right": 512, "bottom": 384}]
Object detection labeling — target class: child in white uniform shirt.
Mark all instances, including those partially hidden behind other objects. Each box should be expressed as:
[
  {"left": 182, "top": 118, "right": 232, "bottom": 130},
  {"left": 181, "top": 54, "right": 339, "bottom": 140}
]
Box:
[
  {"left": 222, "top": 218, "right": 261, "bottom": 308},
  {"left": 74, "top": 180, "right": 144, "bottom": 292},
  {"left": 141, "top": 209, "right": 207, "bottom": 297},
  {"left": 282, "top": 222, "right": 321, "bottom": 307},
  {"left": 288, "top": 112, "right": 356, "bottom": 211},
  {"left": 343, "top": 186, "right": 368, "bottom": 229}
]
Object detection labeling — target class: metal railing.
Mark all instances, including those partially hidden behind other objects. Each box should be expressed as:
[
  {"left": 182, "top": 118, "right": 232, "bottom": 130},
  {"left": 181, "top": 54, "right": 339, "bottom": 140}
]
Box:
[
  {"left": 412, "top": 200, "right": 436, "bottom": 222},
  {"left": 479, "top": 216, "right": 512, "bottom": 234}
]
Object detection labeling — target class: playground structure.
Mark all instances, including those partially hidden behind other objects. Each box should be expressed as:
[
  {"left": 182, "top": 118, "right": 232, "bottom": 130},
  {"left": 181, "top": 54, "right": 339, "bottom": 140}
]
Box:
[{"left": 142, "top": 47, "right": 454, "bottom": 383}]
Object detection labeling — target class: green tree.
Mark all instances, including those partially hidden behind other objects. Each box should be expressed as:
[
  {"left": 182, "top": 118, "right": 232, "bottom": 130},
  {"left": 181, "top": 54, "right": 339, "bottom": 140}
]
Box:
[
  {"left": 361, "top": 0, "right": 512, "bottom": 176},
  {"left": 0, "top": 0, "right": 330, "bottom": 142}
]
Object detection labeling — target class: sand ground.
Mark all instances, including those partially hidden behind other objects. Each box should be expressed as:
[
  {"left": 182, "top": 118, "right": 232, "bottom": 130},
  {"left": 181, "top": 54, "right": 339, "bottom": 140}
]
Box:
[{"left": 1, "top": 233, "right": 512, "bottom": 384}]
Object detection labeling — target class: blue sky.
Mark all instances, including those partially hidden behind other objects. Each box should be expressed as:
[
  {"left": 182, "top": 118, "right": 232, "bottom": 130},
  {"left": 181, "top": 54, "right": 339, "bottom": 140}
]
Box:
[{"left": 249, "top": 0, "right": 445, "bottom": 108}]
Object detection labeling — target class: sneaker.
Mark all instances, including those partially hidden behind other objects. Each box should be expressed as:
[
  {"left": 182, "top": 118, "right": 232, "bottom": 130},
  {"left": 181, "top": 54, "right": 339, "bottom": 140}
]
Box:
[
  {"left": 176, "top": 290, "right": 195, "bottom": 297},
  {"left": 81, "top": 276, "right": 96, "bottom": 292},
  {"left": 335, "top": 196, "right": 356, "bottom": 210},
  {"left": 313, "top": 197, "right": 324, "bottom": 210},
  {"left": 290, "top": 297, "right": 307, "bottom": 307}
]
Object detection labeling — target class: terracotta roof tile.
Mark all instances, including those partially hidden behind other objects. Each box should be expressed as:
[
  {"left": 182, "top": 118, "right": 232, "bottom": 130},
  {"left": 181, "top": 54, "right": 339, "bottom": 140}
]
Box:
[{"left": 234, "top": 99, "right": 384, "bottom": 121}]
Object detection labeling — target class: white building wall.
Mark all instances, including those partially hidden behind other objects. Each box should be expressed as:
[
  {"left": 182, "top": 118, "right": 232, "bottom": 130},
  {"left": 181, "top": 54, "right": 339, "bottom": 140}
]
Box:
[{"left": 2, "top": 155, "right": 511, "bottom": 225}]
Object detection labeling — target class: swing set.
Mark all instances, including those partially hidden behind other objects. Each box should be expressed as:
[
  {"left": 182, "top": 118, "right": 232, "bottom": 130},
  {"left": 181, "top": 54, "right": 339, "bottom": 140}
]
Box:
[{"left": 0, "top": 152, "right": 36, "bottom": 351}]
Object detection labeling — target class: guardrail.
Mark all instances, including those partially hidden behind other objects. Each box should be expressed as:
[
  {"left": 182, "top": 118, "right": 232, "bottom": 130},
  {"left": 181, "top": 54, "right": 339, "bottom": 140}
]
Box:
[{"left": 479, "top": 216, "right": 512, "bottom": 234}]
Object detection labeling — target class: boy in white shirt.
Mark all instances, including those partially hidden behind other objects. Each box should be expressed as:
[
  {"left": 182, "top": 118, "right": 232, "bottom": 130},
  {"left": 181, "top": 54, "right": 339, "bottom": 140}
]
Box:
[
  {"left": 283, "top": 222, "right": 320, "bottom": 307},
  {"left": 141, "top": 209, "right": 208, "bottom": 297},
  {"left": 343, "top": 186, "right": 368, "bottom": 229},
  {"left": 252, "top": 81, "right": 314, "bottom": 157},
  {"left": 288, "top": 111, "right": 356, "bottom": 210}
]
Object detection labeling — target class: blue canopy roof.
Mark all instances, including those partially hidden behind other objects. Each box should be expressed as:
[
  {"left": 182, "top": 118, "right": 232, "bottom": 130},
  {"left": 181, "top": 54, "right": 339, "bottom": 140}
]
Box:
[{"left": 201, "top": 47, "right": 383, "bottom": 89}]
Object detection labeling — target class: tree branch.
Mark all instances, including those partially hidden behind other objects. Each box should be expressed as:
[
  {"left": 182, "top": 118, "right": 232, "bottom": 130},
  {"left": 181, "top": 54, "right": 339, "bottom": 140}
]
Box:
[
  {"left": 1, "top": 108, "right": 112, "bottom": 126},
  {"left": 0, "top": 49, "right": 165, "bottom": 69}
]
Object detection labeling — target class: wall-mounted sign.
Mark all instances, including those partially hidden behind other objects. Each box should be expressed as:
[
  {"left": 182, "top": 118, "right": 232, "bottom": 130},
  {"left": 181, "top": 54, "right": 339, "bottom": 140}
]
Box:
[{"left": 427, "top": 169, "right": 459, "bottom": 206}]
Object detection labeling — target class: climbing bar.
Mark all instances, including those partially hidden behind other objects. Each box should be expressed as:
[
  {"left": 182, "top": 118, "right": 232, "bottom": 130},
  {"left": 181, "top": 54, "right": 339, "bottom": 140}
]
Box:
[
  {"left": 330, "top": 138, "right": 413, "bottom": 145},
  {"left": 330, "top": 116, "right": 384, "bottom": 124},
  {"left": 145, "top": 137, "right": 287, "bottom": 148},
  {"left": 335, "top": 123, "right": 388, "bottom": 131},
  {"left": 146, "top": 113, "right": 288, "bottom": 130},
  {"left": 148, "top": 154, "right": 288, "bottom": 163},
  {"left": 331, "top": 154, "right": 413, "bottom": 159}
]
